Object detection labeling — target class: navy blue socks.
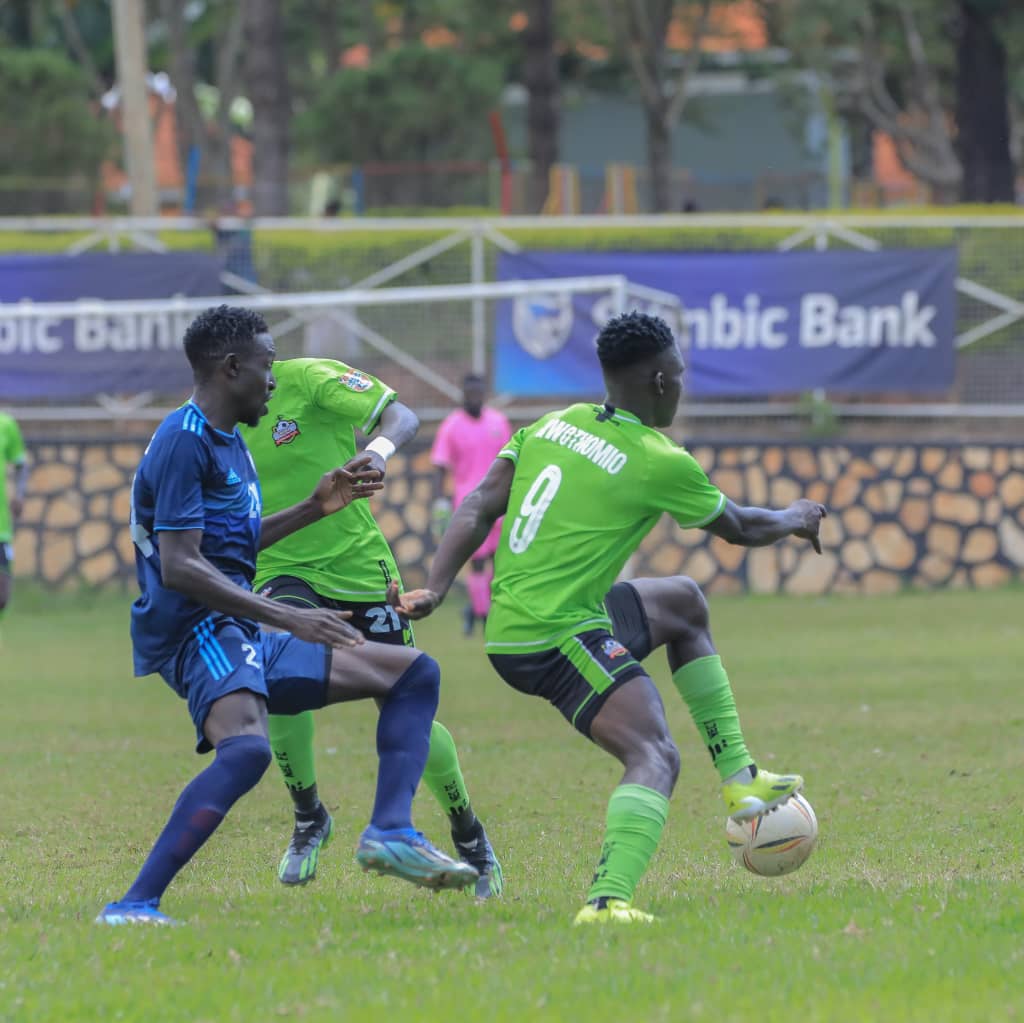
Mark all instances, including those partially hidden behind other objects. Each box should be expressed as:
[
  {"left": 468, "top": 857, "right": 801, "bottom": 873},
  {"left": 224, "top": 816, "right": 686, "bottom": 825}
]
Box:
[
  {"left": 123, "top": 734, "right": 272, "bottom": 903},
  {"left": 370, "top": 654, "right": 440, "bottom": 831}
]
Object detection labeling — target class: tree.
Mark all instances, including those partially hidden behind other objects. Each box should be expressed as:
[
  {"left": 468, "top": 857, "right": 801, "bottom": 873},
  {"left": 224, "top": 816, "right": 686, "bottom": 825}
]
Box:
[
  {"left": 524, "top": 0, "right": 560, "bottom": 212},
  {"left": 955, "top": 0, "right": 1015, "bottom": 201},
  {"left": 244, "top": 0, "right": 291, "bottom": 215},
  {"left": 600, "top": 0, "right": 713, "bottom": 212},
  {"left": 0, "top": 49, "right": 112, "bottom": 213},
  {"left": 764, "top": 0, "right": 1022, "bottom": 203},
  {"left": 299, "top": 43, "right": 503, "bottom": 207}
]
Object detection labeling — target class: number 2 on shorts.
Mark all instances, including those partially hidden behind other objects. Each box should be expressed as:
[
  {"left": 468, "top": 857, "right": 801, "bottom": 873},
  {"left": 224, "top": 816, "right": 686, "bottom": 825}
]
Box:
[{"left": 508, "top": 464, "right": 562, "bottom": 554}]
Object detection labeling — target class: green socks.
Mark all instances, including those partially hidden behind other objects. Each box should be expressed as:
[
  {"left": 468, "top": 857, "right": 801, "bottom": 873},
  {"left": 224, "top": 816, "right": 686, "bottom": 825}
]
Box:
[
  {"left": 421, "top": 720, "right": 475, "bottom": 831},
  {"left": 672, "top": 654, "right": 752, "bottom": 781},
  {"left": 270, "top": 714, "right": 477, "bottom": 829},
  {"left": 268, "top": 710, "right": 320, "bottom": 813},
  {"left": 588, "top": 784, "right": 669, "bottom": 903}
]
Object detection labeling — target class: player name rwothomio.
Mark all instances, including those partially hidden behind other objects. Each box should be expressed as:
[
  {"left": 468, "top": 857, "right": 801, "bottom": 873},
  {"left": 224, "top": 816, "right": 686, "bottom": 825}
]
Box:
[{"left": 534, "top": 416, "right": 628, "bottom": 475}]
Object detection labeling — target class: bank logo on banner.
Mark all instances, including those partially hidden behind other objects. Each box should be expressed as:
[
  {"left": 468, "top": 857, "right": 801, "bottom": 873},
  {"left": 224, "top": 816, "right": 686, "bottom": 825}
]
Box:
[{"left": 512, "top": 292, "right": 574, "bottom": 359}]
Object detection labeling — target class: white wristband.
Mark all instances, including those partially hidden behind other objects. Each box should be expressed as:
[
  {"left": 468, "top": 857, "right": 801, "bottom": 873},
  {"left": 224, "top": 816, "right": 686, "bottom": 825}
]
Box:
[{"left": 365, "top": 437, "right": 397, "bottom": 461}]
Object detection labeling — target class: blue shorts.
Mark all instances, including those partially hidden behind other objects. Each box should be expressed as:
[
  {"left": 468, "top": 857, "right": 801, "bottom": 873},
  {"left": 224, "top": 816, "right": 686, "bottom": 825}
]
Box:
[{"left": 159, "top": 615, "right": 331, "bottom": 753}]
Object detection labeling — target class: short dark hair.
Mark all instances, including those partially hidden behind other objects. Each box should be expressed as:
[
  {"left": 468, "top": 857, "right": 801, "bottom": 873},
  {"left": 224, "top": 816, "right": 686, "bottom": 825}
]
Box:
[
  {"left": 462, "top": 372, "right": 485, "bottom": 388},
  {"left": 183, "top": 305, "right": 269, "bottom": 372},
  {"left": 596, "top": 311, "right": 675, "bottom": 370}
]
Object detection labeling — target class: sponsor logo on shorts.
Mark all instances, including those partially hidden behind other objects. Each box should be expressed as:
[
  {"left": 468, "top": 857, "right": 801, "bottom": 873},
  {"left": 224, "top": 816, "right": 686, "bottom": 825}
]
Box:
[
  {"left": 338, "top": 370, "right": 372, "bottom": 392},
  {"left": 272, "top": 417, "right": 301, "bottom": 446},
  {"left": 260, "top": 585, "right": 273, "bottom": 597},
  {"left": 602, "top": 638, "right": 628, "bottom": 659}
]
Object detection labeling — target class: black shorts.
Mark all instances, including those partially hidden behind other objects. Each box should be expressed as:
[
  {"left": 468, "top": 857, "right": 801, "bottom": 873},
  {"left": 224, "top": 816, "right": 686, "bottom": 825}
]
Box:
[
  {"left": 488, "top": 581, "right": 654, "bottom": 739},
  {"left": 0, "top": 542, "right": 11, "bottom": 575},
  {"left": 257, "top": 575, "right": 414, "bottom": 647}
]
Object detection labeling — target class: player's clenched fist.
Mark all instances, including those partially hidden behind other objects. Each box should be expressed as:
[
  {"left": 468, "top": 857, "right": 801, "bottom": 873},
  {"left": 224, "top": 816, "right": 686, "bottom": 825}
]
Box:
[{"left": 387, "top": 581, "right": 441, "bottom": 620}]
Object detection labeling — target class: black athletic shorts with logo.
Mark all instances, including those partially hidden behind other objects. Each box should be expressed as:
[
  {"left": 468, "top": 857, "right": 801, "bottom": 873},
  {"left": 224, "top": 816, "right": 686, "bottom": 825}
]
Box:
[
  {"left": 0, "top": 542, "right": 11, "bottom": 575},
  {"left": 488, "top": 581, "right": 654, "bottom": 740},
  {"left": 258, "top": 575, "right": 414, "bottom": 647}
]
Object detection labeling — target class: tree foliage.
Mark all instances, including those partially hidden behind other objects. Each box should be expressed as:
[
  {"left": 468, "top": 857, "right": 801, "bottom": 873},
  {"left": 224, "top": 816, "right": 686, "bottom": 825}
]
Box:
[
  {"left": 298, "top": 43, "right": 503, "bottom": 165},
  {"left": 0, "top": 48, "right": 112, "bottom": 178}
]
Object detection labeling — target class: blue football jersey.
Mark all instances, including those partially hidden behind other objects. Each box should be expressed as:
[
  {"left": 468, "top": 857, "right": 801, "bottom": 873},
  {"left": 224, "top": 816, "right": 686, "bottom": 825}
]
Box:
[{"left": 130, "top": 402, "right": 263, "bottom": 674}]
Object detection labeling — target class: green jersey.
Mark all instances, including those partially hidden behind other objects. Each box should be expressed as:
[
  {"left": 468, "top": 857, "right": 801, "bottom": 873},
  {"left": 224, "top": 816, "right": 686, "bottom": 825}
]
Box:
[
  {"left": 486, "top": 403, "right": 726, "bottom": 653},
  {"left": 242, "top": 358, "right": 400, "bottom": 600},
  {"left": 0, "top": 412, "right": 26, "bottom": 543}
]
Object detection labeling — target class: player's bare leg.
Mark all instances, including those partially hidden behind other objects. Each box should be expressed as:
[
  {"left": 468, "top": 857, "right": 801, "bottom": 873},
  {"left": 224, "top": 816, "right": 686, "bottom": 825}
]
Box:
[
  {"left": 627, "top": 576, "right": 803, "bottom": 820},
  {"left": 574, "top": 675, "right": 679, "bottom": 925}
]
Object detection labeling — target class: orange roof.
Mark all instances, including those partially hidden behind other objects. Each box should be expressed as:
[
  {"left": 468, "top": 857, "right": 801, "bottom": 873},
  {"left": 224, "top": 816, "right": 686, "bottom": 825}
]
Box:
[{"left": 668, "top": 1, "right": 768, "bottom": 52}]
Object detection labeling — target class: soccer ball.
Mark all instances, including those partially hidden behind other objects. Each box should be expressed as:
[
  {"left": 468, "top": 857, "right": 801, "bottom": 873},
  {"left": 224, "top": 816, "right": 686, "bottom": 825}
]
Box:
[{"left": 725, "top": 793, "right": 818, "bottom": 877}]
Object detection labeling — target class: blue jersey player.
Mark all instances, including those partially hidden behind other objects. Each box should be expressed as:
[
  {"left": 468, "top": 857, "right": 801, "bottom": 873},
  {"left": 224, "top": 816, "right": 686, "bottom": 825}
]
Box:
[{"left": 97, "top": 305, "right": 478, "bottom": 926}]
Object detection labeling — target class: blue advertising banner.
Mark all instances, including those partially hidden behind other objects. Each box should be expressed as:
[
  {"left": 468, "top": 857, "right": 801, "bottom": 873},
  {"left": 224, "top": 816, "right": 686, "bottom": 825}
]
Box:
[
  {"left": 0, "top": 252, "right": 223, "bottom": 399},
  {"left": 495, "top": 249, "right": 957, "bottom": 397}
]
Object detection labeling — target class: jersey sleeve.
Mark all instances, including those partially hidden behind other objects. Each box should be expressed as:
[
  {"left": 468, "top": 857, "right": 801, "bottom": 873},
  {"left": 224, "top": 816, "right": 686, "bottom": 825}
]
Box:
[
  {"left": 649, "top": 443, "right": 726, "bottom": 529},
  {"left": 496, "top": 427, "right": 526, "bottom": 464},
  {"left": 3, "top": 417, "right": 26, "bottom": 464},
  {"left": 305, "top": 358, "right": 396, "bottom": 434},
  {"left": 150, "top": 430, "right": 208, "bottom": 532},
  {"left": 431, "top": 415, "right": 456, "bottom": 468}
]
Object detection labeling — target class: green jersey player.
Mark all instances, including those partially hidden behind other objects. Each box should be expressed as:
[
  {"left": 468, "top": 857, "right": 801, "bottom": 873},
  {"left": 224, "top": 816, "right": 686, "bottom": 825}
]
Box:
[
  {"left": 241, "top": 357, "right": 501, "bottom": 897},
  {"left": 0, "top": 411, "right": 28, "bottom": 629},
  {"left": 392, "top": 312, "right": 825, "bottom": 924}
]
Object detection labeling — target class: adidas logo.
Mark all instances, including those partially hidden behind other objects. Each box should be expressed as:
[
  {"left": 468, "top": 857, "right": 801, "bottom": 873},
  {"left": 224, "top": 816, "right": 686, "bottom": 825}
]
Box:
[{"left": 226, "top": 469, "right": 241, "bottom": 485}]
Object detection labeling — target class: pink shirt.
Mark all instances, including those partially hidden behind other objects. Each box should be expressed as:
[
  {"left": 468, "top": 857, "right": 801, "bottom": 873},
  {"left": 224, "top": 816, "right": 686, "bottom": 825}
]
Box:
[{"left": 432, "top": 406, "right": 512, "bottom": 507}]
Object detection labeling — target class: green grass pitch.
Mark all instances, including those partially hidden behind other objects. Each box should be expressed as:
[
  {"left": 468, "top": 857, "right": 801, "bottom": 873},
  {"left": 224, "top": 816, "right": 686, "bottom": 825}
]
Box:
[{"left": 1, "top": 586, "right": 1021, "bottom": 1023}]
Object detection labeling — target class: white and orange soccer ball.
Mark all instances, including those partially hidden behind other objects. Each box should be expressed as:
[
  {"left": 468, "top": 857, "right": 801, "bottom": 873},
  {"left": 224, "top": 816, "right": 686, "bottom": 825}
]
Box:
[{"left": 726, "top": 793, "right": 818, "bottom": 877}]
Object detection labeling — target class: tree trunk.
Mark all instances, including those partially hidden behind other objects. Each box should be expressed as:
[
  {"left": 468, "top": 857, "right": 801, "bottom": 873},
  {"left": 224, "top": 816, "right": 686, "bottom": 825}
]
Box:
[
  {"left": 955, "top": 0, "right": 1015, "bottom": 202},
  {"left": 244, "top": 0, "right": 291, "bottom": 215},
  {"left": 159, "top": 0, "right": 206, "bottom": 196},
  {"left": 524, "top": 0, "right": 560, "bottom": 213},
  {"left": 646, "top": 103, "right": 674, "bottom": 212}
]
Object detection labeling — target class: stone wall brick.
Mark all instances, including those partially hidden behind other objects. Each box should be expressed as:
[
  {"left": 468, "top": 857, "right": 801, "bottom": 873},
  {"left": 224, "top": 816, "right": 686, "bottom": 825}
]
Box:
[
  {"left": 999, "top": 474, "right": 1024, "bottom": 508},
  {"left": 899, "top": 498, "right": 930, "bottom": 535},
  {"left": 934, "top": 492, "right": 981, "bottom": 526},
  {"left": 937, "top": 460, "right": 964, "bottom": 490},
  {"left": 968, "top": 472, "right": 996, "bottom": 499},
  {"left": 962, "top": 528, "right": 998, "bottom": 564},
  {"left": 843, "top": 507, "right": 872, "bottom": 537},
  {"left": 747, "top": 547, "right": 778, "bottom": 593},
  {"left": 997, "top": 517, "right": 1024, "bottom": 567},
  {"left": 870, "top": 523, "right": 916, "bottom": 571}
]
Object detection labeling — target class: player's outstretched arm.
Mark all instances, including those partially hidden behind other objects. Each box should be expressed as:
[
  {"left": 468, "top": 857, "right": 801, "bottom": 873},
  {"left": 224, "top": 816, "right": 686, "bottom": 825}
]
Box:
[
  {"left": 390, "top": 457, "right": 514, "bottom": 620},
  {"left": 258, "top": 457, "right": 383, "bottom": 551},
  {"left": 159, "top": 528, "right": 363, "bottom": 646},
  {"left": 705, "top": 497, "right": 827, "bottom": 553}
]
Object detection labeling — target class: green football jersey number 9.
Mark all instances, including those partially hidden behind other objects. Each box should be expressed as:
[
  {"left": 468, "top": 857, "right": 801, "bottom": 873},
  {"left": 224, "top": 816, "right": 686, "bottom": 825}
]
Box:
[{"left": 508, "top": 464, "right": 562, "bottom": 554}]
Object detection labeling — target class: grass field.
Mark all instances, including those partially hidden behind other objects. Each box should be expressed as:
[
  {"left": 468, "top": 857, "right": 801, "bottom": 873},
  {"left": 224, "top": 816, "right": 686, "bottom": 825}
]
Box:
[{"left": 1, "top": 585, "right": 1022, "bottom": 1023}]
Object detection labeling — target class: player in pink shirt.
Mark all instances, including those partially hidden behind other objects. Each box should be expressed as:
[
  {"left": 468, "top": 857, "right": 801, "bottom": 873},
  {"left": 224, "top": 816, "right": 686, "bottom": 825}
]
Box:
[{"left": 432, "top": 375, "right": 512, "bottom": 634}]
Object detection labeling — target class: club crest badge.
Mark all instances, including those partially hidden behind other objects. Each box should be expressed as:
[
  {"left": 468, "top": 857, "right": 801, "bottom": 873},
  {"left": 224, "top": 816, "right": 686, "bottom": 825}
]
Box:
[
  {"left": 339, "top": 370, "right": 372, "bottom": 392},
  {"left": 512, "top": 291, "right": 574, "bottom": 359},
  {"left": 601, "top": 638, "right": 628, "bottom": 660},
  {"left": 272, "top": 417, "right": 300, "bottom": 446}
]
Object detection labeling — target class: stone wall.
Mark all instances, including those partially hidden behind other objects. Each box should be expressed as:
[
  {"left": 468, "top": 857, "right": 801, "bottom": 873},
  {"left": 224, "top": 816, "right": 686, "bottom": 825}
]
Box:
[
  {"left": 633, "top": 443, "right": 1024, "bottom": 594},
  {"left": 13, "top": 438, "right": 1024, "bottom": 595}
]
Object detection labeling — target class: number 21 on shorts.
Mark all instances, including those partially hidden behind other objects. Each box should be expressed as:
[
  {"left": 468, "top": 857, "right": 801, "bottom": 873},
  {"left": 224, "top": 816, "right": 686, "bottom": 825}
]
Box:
[{"left": 508, "top": 464, "right": 562, "bottom": 554}]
